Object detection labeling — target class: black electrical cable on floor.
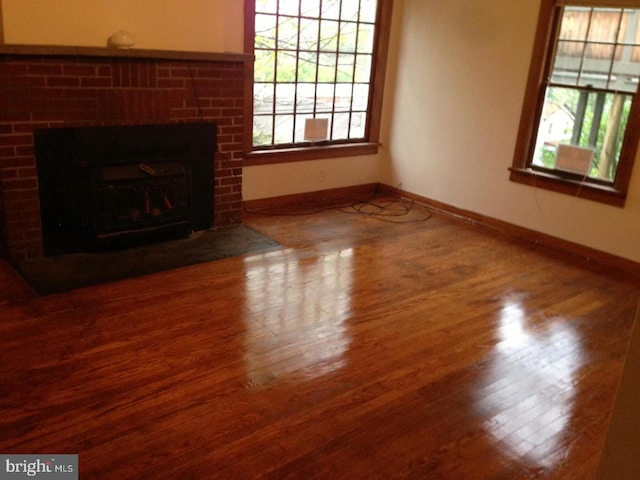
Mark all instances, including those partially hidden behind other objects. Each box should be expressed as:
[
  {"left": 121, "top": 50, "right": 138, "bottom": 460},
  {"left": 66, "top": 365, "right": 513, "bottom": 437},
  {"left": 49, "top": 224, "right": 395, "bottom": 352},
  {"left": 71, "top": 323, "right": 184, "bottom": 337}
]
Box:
[{"left": 337, "top": 196, "right": 432, "bottom": 224}]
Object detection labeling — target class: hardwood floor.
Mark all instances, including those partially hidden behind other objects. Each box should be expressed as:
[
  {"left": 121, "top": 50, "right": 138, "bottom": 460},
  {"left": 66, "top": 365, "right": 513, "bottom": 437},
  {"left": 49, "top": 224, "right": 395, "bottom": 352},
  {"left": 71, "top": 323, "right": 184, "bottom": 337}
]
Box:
[{"left": 1, "top": 195, "right": 638, "bottom": 479}]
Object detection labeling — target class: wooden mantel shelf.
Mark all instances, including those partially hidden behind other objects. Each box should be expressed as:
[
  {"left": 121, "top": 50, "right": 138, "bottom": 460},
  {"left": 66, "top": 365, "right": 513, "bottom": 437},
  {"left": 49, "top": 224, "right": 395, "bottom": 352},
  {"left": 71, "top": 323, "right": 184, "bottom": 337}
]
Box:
[{"left": 0, "top": 44, "right": 252, "bottom": 63}]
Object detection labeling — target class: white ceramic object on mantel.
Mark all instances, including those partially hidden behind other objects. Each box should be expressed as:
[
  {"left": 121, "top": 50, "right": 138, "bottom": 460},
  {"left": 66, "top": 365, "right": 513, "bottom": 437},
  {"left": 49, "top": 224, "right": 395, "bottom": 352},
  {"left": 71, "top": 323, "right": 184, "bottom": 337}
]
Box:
[{"left": 109, "top": 30, "right": 135, "bottom": 49}]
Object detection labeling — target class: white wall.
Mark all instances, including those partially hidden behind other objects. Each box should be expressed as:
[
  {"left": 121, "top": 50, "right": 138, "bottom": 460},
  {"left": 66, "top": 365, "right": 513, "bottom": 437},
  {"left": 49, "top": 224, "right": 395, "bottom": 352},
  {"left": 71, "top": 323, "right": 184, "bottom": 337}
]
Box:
[
  {"left": 380, "top": 0, "right": 640, "bottom": 263},
  {"left": 243, "top": 155, "right": 384, "bottom": 201},
  {"left": 1, "top": 0, "right": 243, "bottom": 52}
]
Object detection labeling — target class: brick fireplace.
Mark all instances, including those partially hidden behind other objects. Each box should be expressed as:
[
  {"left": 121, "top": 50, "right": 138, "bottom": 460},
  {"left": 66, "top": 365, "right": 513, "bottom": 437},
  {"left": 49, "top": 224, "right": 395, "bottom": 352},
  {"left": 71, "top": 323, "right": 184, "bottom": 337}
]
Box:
[{"left": 0, "top": 48, "right": 248, "bottom": 260}]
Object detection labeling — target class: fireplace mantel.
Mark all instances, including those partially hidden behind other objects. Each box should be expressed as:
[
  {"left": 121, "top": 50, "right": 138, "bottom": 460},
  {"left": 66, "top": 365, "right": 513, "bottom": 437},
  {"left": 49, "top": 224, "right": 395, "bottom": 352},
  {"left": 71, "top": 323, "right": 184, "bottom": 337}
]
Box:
[
  {"left": 0, "top": 44, "right": 252, "bottom": 64},
  {"left": 0, "top": 48, "right": 246, "bottom": 260}
]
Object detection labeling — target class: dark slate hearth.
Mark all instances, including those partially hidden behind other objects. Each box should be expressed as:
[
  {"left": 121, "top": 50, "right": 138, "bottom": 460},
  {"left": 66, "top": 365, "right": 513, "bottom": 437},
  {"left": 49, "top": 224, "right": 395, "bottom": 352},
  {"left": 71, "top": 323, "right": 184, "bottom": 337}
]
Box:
[{"left": 13, "top": 225, "right": 280, "bottom": 295}]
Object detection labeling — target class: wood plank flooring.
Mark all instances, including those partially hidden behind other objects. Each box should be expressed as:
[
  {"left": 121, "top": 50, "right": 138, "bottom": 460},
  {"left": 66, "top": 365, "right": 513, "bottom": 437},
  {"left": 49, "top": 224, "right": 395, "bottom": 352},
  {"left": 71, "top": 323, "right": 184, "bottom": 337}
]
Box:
[{"left": 1, "top": 195, "right": 639, "bottom": 479}]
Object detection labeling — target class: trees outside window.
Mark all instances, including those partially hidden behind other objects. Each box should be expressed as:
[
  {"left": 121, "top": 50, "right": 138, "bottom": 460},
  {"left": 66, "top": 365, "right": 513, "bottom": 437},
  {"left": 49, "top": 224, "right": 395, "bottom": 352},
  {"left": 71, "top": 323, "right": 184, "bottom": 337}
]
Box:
[
  {"left": 244, "top": 0, "right": 392, "bottom": 163},
  {"left": 511, "top": 1, "right": 640, "bottom": 206}
]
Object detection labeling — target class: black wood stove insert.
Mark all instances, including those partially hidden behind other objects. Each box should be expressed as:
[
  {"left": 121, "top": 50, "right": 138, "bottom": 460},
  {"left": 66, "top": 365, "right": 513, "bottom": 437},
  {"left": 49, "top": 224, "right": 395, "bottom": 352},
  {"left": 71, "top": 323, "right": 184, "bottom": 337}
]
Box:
[{"left": 34, "top": 123, "right": 216, "bottom": 255}]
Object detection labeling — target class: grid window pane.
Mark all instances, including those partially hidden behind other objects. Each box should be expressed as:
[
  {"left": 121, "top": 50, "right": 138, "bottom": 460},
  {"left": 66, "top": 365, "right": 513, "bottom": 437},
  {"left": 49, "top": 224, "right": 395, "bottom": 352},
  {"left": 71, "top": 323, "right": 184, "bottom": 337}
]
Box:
[
  {"left": 555, "top": 39, "right": 585, "bottom": 60},
  {"left": 278, "top": 16, "right": 299, "bottom": 50},
  {"left": 355, "top": 54, "right": 373, "bottom": 82},
  {"left": 553, "top": 41, "right": 584, "bottom": 85},
  {"left": 335, "top": 83, "right": 354, "bottom": 112},
  {"left": 278, "top": 0, "right": 299, "bottom": 16},
  {"left": 322, "top": 0, "right": 342, "bottom": 20},
  {"left": 353, "top": 84, "right": 370, "bottom": 110},
  {"left": 299, "top": 18, "right": 320, "bottom": 49},
  {"left": 276, "top": 50, "right": 297, "bottom": 82},
  {"left": 274, "top": 114, "right": 295, "bottom": 144},
  {"left": 350, "top": 111, "right": 366, "bottom": 139},
  {"left": 253, "top": 115, "right": 273, "bottom": 146},
  {"left": 332, "top": 112, "right": 351, "bottom": 140},
  {"left": 320, "top": 20, "right": 340, "bottom": 51},
  {"left": 275, "top": 84, "right": 296, "bottom": 113},
  {"left": 301, "top": 0, "right": 321, "bottom": 18},
  {"left": 559, "top": 10, "right": 589, "bottom": 41},
  {"left": 296, "top": 83, "right": 316, "bottom": 112},
  {"left": 342, "top": 1, "right": 360, "bottom": 22},
  {"left": 255, "top": 50, "right": 275, "bottom": 82},
  {"left": 254, "top": 83, "right": 274, "bottom": 114},
  {"left": 255, "top": 14, "right": 277, "bottom": 49},
  {"left": 587, "top": 10, "right": 621, "bottom": 43},
  {"left": 349, "top": 112, "right": 367, "bottom": 139},
  {"left": 357, "top": 23, "right": 375, "bottom": 54},
  {"left": 316, "top": 84, "right": 335, "bottom": 112},
  {"left": 318, "top": 53, "right": 337, "bottom": 82},
  {"left": 337, "top": 54, "right": 356, "bottom": 82},
  {"left": 583, "top": 42, "right": 614, "bottom": 61},
  {"left": 297, "top": 51, "right": 318, "bottom": 82},
  {"left": 359, "top": 0, "right": 377, "bottom": 23},
  {"left": 252, "top": 0, "right": 379, "bottom": 147},
  {"left": 256, "top": 0, "right": 276, "bottom": 14},
  {"left": 339, "top": 22, "right": 358, "bottom": 52}
]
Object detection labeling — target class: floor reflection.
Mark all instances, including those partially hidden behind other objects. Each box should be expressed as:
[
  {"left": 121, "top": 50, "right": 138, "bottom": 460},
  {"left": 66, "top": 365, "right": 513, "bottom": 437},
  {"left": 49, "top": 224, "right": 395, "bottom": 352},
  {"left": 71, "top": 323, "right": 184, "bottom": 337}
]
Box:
[
  {"left": 474, "top": 295, "right": 585, "bottom": 468},
  {"left": 242, "top": 249, "right": 354, "bottom": 387}
]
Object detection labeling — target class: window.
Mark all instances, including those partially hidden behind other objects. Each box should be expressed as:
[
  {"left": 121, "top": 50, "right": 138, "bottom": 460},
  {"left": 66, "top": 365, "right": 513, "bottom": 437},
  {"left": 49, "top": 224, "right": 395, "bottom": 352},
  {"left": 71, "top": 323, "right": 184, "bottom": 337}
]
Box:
[
  {"left": 510, "top": 0, "right": 640, "bottom": 206},
  {"left": 244, "top": 0, "right": 393, "bottom": 163}
]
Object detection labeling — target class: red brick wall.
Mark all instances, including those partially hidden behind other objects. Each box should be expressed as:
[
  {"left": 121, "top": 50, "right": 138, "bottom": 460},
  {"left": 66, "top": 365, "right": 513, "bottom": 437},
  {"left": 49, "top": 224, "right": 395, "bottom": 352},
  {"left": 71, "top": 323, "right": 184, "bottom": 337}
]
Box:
[{"left": 0, "top": 55, "right": 245, "bottom": 260}]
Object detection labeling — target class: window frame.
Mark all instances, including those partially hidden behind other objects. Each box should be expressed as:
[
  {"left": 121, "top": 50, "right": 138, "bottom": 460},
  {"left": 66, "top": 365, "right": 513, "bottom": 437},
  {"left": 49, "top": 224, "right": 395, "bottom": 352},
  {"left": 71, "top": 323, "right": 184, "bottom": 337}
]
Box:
[
  {"left": 510, "top": 0, "right": 640, "bottom": 207},
  {"left": 243, "top": 0, "right": 393, "bottom": 165}
]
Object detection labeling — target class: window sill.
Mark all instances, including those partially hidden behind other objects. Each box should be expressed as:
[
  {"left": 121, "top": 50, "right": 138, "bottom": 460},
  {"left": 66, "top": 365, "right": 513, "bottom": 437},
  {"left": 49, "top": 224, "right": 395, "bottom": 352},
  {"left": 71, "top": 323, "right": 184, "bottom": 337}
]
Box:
[
  {"left": 244, "top": 142, "right": 380, "bottom": 166},
  {"left": 509, "top": 167, "right": 626, "bottom": 207}
]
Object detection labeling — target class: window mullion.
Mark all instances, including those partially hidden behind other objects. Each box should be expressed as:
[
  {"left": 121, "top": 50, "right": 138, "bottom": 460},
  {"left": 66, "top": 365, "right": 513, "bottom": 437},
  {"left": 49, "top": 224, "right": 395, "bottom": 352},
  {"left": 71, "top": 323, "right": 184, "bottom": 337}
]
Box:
[
  {"left": 347, "top": 0, "right": 363, "bottom": 139},
  {"left": 606, "top": 9, "right": 626, "bottom": 89},
  {"left": 292, "top": 0, "right": 303, "bottom": 143},
  {"left": 313, "top": 0, "right": 323, "bottom": 119},
  {"left": 330, "top": 0, "right": 343, "bottom": 141},
  {"left": 272, "top": 7, "right": 280, "bottom": 145},
  {"left": 589, "top": 92, "right": 606, "bottom": 147}
]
